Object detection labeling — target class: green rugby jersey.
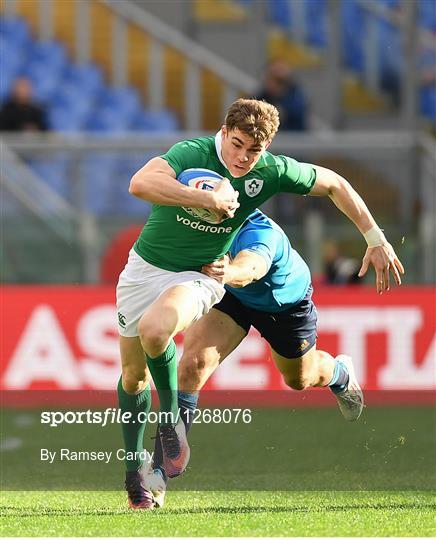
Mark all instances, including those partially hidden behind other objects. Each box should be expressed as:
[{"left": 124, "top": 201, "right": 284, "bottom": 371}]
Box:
[{"left": 134, "top": 134, "right": 316, "bottom": 272}]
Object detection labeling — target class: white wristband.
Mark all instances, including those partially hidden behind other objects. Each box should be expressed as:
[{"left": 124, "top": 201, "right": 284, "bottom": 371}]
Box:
[{"left": 363, "top": 226, "right": 387, "bottom": 248}]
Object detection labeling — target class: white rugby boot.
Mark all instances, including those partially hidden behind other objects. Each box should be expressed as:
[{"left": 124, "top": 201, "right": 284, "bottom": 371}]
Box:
[
  {"left": 334, "top": 355, "right": 364, "bottom": 421},
  {"left": 144, "top": 467, "right": 167, "bottom": 508}
]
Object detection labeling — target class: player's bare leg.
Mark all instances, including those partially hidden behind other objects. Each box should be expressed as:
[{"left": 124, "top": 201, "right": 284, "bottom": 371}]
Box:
[
  {"left": 138, "top": 285, "right": 201, "bottom": 358},
  {"left": 271, "top": 347, "right": 364, "bottom": 421},
  {"left": 119, "top": 335, "right": 151, "bottom": 395},
  {"left": 178, "top": 308, "right": 247, "bottom": 392},
  {"left": 271, "top": 346, "right": 335, "bottom": 390},
  {"left": 147, "top": 308, "right": 246, "bottom": 507}
]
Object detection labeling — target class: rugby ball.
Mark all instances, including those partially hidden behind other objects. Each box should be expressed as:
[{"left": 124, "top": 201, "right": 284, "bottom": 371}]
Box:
[{"left": 178, "top": 168, "right": 228, "bottom": 224}]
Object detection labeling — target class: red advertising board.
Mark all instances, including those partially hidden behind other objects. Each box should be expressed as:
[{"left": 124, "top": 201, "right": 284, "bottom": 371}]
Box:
[{"left": 1, "top": 286, "right": 435, "bottom": 396}]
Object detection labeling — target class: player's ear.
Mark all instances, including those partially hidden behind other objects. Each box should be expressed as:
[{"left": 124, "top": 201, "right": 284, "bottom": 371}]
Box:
[
  {"left": 221, "top": 125, "right": 227, "bottom": 137},
  {"left": 265, "top": 139, "right": 272, "bottom": 149}
]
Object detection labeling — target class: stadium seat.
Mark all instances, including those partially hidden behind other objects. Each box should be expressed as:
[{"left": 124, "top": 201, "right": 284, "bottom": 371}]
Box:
[
  {"left": 48, "top": 107, "right": 84, "bottom": 132},
  {"left": 86, "top": 107, "right": 133, "bottom": 132},
  {"left": 27, "top": 156, "right": 72, "bottom": 202},
  {"left": 1, "top": 15, "right": 180, "bottom": 139},
  {"left": 378, "top": 19, "right": 402, "bottom": 101},
  {"left": 0, "top": 38, "right": 25, "bottom": 73},
  {"left": 378, "top": 0, "right": 400, "bottom": 6},
  {"left": 112, "top": 155, "right": 155, "bottom": 215},
  {"left": 0, "top": 16, "right": 31, "bottom": 48},
  {"left": 420, "top": 86, "right": 436, "bottom": 120},
  {"left": 26, "top": 62, "right": 62, "bottom": 103},
  {"left": 133, "top": 109, "right": 179, "bottom": 132},
  {"left": 51, "top": 83, "right": 93, "bottom": 120},
  {"left": 100, "top": 86, "right": 142, "bottom": 117},
  {"left": 30, "top": 40, "right": 68, "bottom": 71},
  {"left": 267, "top": 0, "right": 292, "bottom": 30},
  {"left": 342, "top": 1, "right": 365, "bottom": 73},
  {"left": 81, "top": 154, "right": 118, "bottom": 214},
  {"left": 0, "top": 51, "right": 26, "bottom": 102},
  {"left": 64, "top": 63, "right": 104, "bottom": 97},
  {"left": 110, "top": 177, "right": 151, "bottom": 216},
  {"left": 419, "top": 0, "right": 436, "bottom": 31},
  {"left": 305, "top": 0, "right": 327, "bottom": 48}
]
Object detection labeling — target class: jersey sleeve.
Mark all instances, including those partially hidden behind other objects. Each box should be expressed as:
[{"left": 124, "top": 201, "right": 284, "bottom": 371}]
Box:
[
  {"left": 161, "top": 139, "right": 208, "bottom": 177},
  {"left": 275, "top": 155, "right": 317, "bottom": 195},
  {"left": 233, "top": 226, "right": 278, "bottom": 272}
]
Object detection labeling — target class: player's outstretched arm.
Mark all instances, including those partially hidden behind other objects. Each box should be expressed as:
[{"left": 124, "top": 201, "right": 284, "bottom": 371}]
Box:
[
  {"left": 129, "top": 157, "right": 239, "bottom": 218},
  {"left": 309, "top": 165, "right": 405, "bottom": 294},
  {"left": 202, "top": 251, "right": 268, "bottom": 287}
]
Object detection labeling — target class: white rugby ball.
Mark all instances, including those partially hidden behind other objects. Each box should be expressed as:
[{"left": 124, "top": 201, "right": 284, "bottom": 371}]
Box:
[{"left": 178, "top": 168, "right": 228, "bottom": 224}]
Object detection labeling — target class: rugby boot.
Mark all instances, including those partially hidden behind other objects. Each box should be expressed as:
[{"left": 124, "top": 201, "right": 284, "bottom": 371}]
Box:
[
  {"left": 145, "top": 468, "right": 167, "bottom": 508},
  {"left": 125, "top": 469, "right": 154, "bottom": 509},
  {"left": 334, "top": 355, "right": 364, "bottom": 421},
  {"left": 159, "top": 420, "right": 190, "bottom": 478}
]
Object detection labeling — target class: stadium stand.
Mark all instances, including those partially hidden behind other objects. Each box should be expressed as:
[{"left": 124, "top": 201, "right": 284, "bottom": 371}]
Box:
[
  {"left": 0, "top": 15, "right": 166, "bottom": 215},
  {"left": 0, "top": 15, "right": 179, "bottom": 132},
  {"left": 234, "top": 0, "right": 436, "bottom": 122}
]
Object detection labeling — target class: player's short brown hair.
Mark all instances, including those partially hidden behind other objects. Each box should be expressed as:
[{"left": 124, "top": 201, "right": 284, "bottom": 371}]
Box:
[{"left": 225, "top": 98, "right": 280, "bottom": 144}]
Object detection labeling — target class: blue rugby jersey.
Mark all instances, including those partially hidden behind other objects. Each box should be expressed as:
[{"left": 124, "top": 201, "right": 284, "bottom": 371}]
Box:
[{"left": 226, "top": 210, "right": 311, "bottom": 312}]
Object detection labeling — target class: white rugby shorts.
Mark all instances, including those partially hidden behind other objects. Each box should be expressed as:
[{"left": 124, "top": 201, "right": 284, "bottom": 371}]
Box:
[{"left": 116, "top": 249, "right": 225, "bottom": 337}]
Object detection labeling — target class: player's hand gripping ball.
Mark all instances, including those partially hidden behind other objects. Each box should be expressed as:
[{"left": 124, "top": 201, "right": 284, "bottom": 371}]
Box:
[{"left": 178, "top": 168, "right": 236, "bottom": 224}]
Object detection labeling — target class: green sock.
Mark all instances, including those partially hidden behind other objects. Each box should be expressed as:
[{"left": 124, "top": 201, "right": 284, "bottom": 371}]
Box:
[
  {"left": 117, "top": 376, "right": 151, "bottom": 471},
  {"left": 146, "top": 340, "right": 178, "bottom": 426}
]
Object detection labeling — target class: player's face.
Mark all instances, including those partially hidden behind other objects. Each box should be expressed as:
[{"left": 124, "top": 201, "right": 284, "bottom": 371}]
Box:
[{"left": 220, "top": 127, "right": 269, "bottom": 178}]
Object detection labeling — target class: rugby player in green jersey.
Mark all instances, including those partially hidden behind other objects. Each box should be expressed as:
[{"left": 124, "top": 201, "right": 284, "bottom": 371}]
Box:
[{"left": 117, "top": 98, "right": 404, "bottom": 509}]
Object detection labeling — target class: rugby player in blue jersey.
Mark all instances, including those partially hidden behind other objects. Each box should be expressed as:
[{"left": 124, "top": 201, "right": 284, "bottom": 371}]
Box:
[{"left": 146, "top": 209, "right": 371, "bottom": 507}]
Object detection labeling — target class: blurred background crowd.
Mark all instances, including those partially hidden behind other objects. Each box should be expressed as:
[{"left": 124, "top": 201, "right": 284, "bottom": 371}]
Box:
[{"left": 1, "top": 0, "right": 435, "bottom": 286}]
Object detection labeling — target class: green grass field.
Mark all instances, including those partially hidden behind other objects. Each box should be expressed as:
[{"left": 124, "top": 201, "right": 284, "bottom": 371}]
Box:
[
  {"left": 2, "top": 404, "right": 435, "bottom": 535},
  {"left": 2, "top": 490, "right": 435, "bottom": 536}
]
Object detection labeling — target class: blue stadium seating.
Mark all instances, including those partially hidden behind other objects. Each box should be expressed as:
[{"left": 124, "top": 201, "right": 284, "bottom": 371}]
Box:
[
  {"left": 85, "top": 107, "right": 133, "bottom": 132},
  {"left": 100, "top": 86, "right": 142, "bottom": 116},
  {"left": 26, "top": 155, "right": 72, "bottom": 202},
  {"left": 341, "top": 1, "right": 365, "bottom": 73},
  {"left": 420, "top": 86, "right": 436, "bottom": 120},
  {"left": 64, "top": 63, "right": 104, "bottom": 97},
  {"left": 234, "top": 0, "right": 435, "bottom": 121},
  {"left": 111, "top": 156, "right": 153, "bottom": 216},
  {"left": 80, "top": 154, "right": 118, "bottom": 214},
  {"left": 305, "top": 0, "right": 327, "bottom": 48},
  {"left": 48, "top": 107, "right": 84, "bottom": 132},
  {"left": 0, "top": 15, "right": 179, "bottom": 135},
  {"left": 0, "top": 15, "right": 31, "bottom": 48},
  {"left": 25, "top": 62, "right": 63, "bottom": 103},
  {"left": 419, "top": 0, "right": 436, "bottom": 31},
  {"left": 134, "top": 109, "right": 179, "bottom": 132},
  {"left": 31, "top": 40, "right": 68, "bottom": 70},
  {"left": 268, "top": 0, "right": 291, "bottom": 30}
]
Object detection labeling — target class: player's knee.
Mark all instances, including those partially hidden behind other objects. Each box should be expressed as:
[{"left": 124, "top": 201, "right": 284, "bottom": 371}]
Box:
[
  {"left": 283, "top": 373, "right": 312, "bottom": 391},
  {"left": 122, "top": 368, "right": 148, "bottom": 395},
  {"left": 137, "top": 319, "right": 171, "bottom": 355},
  {"left": 178, "top": 355, "right": 207, "bottom": 390}
]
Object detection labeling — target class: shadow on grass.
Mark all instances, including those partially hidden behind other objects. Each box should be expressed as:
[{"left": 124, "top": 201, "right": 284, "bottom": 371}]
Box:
[{"left": 2, "top": 502, "right": 435, "bottom": 518}]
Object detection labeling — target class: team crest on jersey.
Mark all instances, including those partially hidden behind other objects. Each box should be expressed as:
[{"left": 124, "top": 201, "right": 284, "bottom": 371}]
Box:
[{"left": 245, "top": 178, "right": 263, "bottom": 197}]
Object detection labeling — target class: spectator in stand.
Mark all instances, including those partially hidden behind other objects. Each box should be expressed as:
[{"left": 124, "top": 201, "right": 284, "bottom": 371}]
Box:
[
  {"left": 257, "top": 60, "right": 307, "bottom": 131},
  {"left": 323, "top": 240, "right": 360, "bottom": 285},
  {"left": 0, "top": 77, "right": 48, "bottom": 131}
]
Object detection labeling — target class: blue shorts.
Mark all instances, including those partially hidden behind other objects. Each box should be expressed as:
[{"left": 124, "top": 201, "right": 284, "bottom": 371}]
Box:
[{"left": 213, "top": 285, "right": 318, "bottom": 359}]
